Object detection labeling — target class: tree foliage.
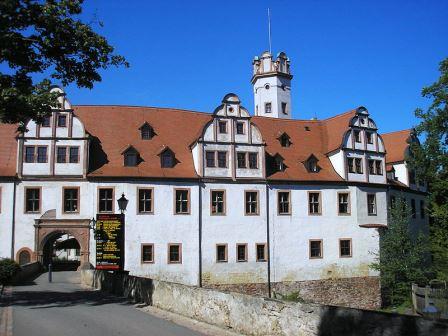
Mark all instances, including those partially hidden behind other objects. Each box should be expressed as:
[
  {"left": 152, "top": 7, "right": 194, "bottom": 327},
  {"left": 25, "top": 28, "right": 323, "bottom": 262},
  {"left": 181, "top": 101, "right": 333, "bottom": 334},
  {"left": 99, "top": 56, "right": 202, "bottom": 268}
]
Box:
[
  {"left": 371, "top": 198, "right": 429, "bottom": 306},
  {"left": 0, "top": 0, "right": 128, "bottom": 126},
  {"left": 409, "top": 58, "right": 448, "bottom": 281},
  {"left": 0, "top": 258, "right": 21, "bottom": 286}
]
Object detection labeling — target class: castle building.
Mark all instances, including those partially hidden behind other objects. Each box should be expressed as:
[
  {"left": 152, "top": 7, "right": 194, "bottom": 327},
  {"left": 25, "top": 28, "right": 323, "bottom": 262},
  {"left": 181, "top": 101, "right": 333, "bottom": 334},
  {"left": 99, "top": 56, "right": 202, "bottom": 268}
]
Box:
[{"left": 0, "top": 51, "right": 427, "bottom": 309}]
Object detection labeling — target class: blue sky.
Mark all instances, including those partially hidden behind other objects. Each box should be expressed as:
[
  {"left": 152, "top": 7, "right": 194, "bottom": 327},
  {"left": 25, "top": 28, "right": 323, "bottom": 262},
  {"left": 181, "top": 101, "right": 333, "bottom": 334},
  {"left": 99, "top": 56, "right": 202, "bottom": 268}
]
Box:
[{"left": 64, "top": 0, "right": 447, "bottom": 133}]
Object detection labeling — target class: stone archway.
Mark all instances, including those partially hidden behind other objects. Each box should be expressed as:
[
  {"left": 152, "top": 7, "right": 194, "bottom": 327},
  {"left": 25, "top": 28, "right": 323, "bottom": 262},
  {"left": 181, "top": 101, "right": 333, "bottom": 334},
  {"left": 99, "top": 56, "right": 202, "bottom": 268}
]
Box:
[{"left": 34, "top": 210, "right": 91, "bottom": 270}]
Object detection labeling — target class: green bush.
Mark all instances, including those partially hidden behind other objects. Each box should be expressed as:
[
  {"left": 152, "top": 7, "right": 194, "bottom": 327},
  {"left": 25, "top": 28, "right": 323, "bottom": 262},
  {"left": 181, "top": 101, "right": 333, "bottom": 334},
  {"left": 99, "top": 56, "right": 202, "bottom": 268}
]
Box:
[{"left": 0, "top": 258, "right": 21, "bottom": 286}]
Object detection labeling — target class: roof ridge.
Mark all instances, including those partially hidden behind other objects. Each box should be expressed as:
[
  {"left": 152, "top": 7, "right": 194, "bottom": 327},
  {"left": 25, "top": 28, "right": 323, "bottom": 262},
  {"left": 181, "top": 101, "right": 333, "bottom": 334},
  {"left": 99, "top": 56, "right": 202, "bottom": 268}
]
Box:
[
  {"left": 322, "top": 109, "right": 356, "bottom": 122},
  {"left": 381, "top": 129, "right": 412, "bottom": 136},
  {"left": 74, "top": 105, "right": 211, "bottom": 116}
]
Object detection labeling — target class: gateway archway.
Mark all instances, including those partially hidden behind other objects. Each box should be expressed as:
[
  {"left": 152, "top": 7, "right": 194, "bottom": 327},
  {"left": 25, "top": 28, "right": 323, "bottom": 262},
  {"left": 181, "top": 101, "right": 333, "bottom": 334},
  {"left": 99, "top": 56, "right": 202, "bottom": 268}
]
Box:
[{"left": 34, "top": 210, "right": 91, "bottom": 270}]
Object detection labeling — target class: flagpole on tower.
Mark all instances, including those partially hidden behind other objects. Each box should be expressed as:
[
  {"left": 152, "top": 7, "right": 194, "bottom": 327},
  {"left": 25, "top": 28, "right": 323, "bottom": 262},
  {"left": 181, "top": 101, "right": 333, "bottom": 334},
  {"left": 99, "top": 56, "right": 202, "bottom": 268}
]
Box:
[{"left": 268, "top": 8, "right": 272, "bottom": 54}]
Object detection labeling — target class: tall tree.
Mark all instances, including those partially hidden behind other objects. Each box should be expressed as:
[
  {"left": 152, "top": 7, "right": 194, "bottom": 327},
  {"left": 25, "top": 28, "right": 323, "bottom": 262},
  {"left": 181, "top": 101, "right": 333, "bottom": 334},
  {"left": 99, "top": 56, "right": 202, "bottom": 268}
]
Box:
[
  {"left": 0, "top": 0, "right": 128, "bottom": 127},
  {"left": 370, "top": 199, "right": 429, "bottom": 306},
  {"left": 410, "top": 58, "right": 448, "bottom": 281}
]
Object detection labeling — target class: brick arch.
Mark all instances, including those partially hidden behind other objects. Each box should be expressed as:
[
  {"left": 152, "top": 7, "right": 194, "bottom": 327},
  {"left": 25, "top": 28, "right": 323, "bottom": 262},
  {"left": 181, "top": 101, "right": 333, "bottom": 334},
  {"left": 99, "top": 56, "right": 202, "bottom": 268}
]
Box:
[
  {"left": 34, "top": 219, "right": 91, "bottom": 270},
  {"left": 16, "top": 247, "right": 35, "bottom": 265}
]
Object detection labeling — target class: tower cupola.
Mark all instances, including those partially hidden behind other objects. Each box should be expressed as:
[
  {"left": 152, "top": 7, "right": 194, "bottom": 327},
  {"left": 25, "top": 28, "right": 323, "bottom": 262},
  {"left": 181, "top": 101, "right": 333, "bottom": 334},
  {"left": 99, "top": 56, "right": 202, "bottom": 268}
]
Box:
[{"left": 251, "top": 51, "right": 292, "bottom": 119}]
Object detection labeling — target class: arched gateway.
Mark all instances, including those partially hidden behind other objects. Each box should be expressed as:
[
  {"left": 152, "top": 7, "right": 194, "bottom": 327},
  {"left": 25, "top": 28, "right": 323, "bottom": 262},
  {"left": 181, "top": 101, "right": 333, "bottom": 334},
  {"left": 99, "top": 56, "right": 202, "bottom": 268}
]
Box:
[{"left": 34, "top": 210, "right": 91, "bottom": 270}]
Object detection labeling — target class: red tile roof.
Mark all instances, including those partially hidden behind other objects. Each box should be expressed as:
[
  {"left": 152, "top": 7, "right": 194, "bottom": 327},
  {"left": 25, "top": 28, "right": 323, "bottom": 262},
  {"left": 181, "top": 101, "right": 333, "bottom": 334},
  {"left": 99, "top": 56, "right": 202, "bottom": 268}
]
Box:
[
  {"left": 382, "top": 129, "right": 412, "bottom": 164},
  {"left": 0, "top": 105, "right": 411, "bottom": 182},
  {"left": 0, "top": 123, "right": 18, "bottom": 177}
]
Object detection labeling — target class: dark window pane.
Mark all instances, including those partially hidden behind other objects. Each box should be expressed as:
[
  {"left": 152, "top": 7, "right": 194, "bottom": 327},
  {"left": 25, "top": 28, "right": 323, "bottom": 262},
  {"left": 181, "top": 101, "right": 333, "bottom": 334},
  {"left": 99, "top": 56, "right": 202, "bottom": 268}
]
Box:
[
  {"left": 206, "top": 151, "right": 215, "bottom": 167},
  {"left": 26, "top": 188, "right": 40, "bottom": 212},
  {"left": 248, "top": 153, "right": 258, "bottom": 169},
  {"left": 169, "top": 245, "right": 180, "bottom": 262},
  {"left": 340, "top": 240, "right": 351, "bottom": 257},
  {"left": 37, "top": 147, "right": 47, "bottom": 163},
  {"left": 217, "top": 151, "right": 227, "bottom": 168},
  {"left": 64, "top": 188, "right": 78, "bottom": 212},
  {"left": 142, "top": 245, "right": 153, "bottom": 262},
  {"left": 211, "top": 191, "right": 224, "bottom": 214},
  {"left": 256, "top": 244, "right": 266, "bottom": 261},
  {"left": 69, "top": 147, "right": 79, "bottom": 163},
  {"left": 99, "top": 188, "right": 113, "bottom": 212},
  {"left": 57, "top": 147, "right": 66, "bottom": 163},
  {"left": 218, "top": 121, "right": 227, "bottom": 133},
  {"left": 237, "top": 245, "right": 247, "bottom": 262},
  {"left": 216, "top": 245, "right": 227, "bottom": 262},
  {"left": 42, "top": 116, "right": 51, "bottom": 127},
  {"left": 245, "top": 192, "right": 258, "bottom": 214},
  {"left": 138, "top": 189, "right": 152, "bottom": 213},
  {"left": 161, "top": 152, "right": 173, "bottom": 168},
  {"left": 175, "top": 190, "right": 189, "bottom": 214},
  {"left": 236, "top": 122, "right": 244, "bottom": 135},
  {"left": 57, "top": 114, "right": 67, "bottom": 127},
  {"left": 25, "top": 146, "right": 35, "bottom": 163},
  {"left": 310, "top": 241, "right": 322, "bottom": 258},
  {"left": 237, "top": 152, "right": 246, "bottom": 168}
]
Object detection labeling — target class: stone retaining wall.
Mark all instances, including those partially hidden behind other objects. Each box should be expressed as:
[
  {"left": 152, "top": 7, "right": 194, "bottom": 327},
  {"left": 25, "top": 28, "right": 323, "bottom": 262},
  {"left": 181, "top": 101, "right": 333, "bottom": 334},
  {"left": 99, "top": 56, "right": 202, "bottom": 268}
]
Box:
[
  {"left": 205, "top": 276, "right": 381, "bottom": 310},
  {"left": 12, "top": 262, "right": 42, "bottom": 284},
  {"left": 81, "top": 270, "right": 448, "bottom": 336}
]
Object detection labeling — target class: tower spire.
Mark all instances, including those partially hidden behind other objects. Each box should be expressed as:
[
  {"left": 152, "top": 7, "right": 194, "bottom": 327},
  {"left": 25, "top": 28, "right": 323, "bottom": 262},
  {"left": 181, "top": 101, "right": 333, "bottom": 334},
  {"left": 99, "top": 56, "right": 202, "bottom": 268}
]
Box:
[{"left": 268, "top": 8, "right": 272, "bottom": 54}]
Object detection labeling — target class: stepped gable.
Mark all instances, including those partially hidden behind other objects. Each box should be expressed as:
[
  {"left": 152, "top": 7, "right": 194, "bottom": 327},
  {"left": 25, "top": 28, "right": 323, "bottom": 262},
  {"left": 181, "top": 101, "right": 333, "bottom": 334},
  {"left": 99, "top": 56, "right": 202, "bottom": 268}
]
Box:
[
  {"left": 74, "top": 105, "right": 212, "bottom": 178},
  {"left": 382, "top": 129, "right": 413, "bottom": 164}
]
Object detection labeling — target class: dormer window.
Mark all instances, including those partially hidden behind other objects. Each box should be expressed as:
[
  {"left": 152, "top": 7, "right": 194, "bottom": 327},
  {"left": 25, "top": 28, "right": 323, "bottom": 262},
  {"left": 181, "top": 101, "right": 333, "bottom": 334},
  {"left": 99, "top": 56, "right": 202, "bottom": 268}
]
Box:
[
  {"left": 160, "top": 148, "right": 175, "bottom": 168},
  {"left": 366, "top": 132, "right": 373, "bottom": 144},
  {"left": 122, "top": 146, "right": 139, "bottom": 167},
  {"left": 139, "top": 123, "right": 155, "bottom": 140},
  {"left": 354, "top": 130, "right": 361, "bottom": 143},
  {"left": 124, "top": 152, "right": 138, "bottom": 167},
  {"left": 218, "top": 121, "right": 227, "bottom": 134},
  {"left": 274, "top": 154, "right": 286, "bottom": 172},
  {"left": 279, "top": 133, "right": 291, "bottom": 147},
  {"left": 305, "top": 155, "right": 320, "bottom": 173}
]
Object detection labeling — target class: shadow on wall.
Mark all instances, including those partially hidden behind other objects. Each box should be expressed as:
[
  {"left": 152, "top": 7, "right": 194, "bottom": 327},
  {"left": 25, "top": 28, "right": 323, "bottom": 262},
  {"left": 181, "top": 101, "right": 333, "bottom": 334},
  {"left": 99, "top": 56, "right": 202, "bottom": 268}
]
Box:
[
  {"left": 88, "top": 135, "right": 109, "bottom": 172},
  {"left": 317, "top": 306, "right": 447, "bottom": 336}
]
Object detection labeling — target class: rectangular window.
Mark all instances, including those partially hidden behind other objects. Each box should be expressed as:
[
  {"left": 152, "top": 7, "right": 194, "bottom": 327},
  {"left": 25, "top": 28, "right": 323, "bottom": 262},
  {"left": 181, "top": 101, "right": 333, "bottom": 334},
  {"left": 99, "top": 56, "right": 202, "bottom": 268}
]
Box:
[
  {"left": 354, "top": 130, "right": 361, "bottom": 143},
  {"left": 205, "top": 151, "right": 216, "bottom": 168},
  {"left": 309, "top": 240, "right": 323, "bottom": 259},
  {"left": 57, "top": 114, "right": 67, "bottom": 127},
  {"left": 347, "top": 157, "right": 355, "bottom": 173},
  {"left": 37, "top": 146, "right": 47, "bottom": 163},
  {"left": 256, "top": 243, "right": 267, "bottom": 262},
  {"left": 216, "top": 244, "right": 228, "bottom": 263},
  {"left": 41, "top": 116, "right": 51, "bottom": 127},
  {"left": 24, "top": 146, "right": 35, "bottom": 163},
  {"left": 168, "top": 244, "right": 182, "bottom": 264},
  {"left": 281, "top": 102, "right": 287, "bottom": 115},
  {"left": 63, "top": 187, "right": 79, "bottom": 213},
  {"left": 278, "top": 191, "right": 291, "bottom": 215},
  {"left": 245, "top": 191, "right": 259, "bottom": 215},
  {"left": 368, "top": 160, "right": 375, "bottom": 175},
  {"left": 236, "top": 122, "right": 245, "bottom": 135},
  {"left": 338, "top": 192, "right": 350, "bottom": 215},
  {"left": 355, "top": 158, "right": 363, "bottom": 174},
  {"left": 217, "top": 151, "right": 227, "bottom": 168},
  {"left": 411, "top": 199, "right": 416, "bottom": 218},
  {"left": 265, "top": 102, "right": 272, "bottom": 113},
  {"left": 175, "top": 189, "right": 190, "bottom": 214},
  {"left": 375, "top": 161, "right": 382, "bottom": 175},
  {"left": 308, "top": 192, "right": 321, "bottom": 215},
  {"left": 141, "top": 244, "right": 154, "bottom": 263},
  {"left": 57, "top": 146, "right": 67, "bottom": 163},
  {"left": 420, "top": 200, "right": 425, "bottom": 219},
  {"left": 248, "top": 152, "right": 258, "bottom": 169},
  {"left": 211, "top": 190, "right": 225, "bottom": 215},
  {"left": 366, "top": 132, "right": 373, "bottom": 144},
  {"left": 367, "top": 193, "right": 377, "bottom": 215},
  {"left": 69, "top": 147, "right": 79, "bottom": 163},
  {"left": 236, "top": 244, "right": 247, "bottom": 262},
  {"left": 25, "top": 187, "right": 40, "bottom": 213},
  {"left": 138, "top": 188, "right": 153, "bottom": 214},
  {"left": 237, "top": 152, "right": 247, "bottom": 168},
  {"left": 218, "top": 121, "right": 227, "bottom": 134},
  {"left": 161, "top": 151, "right": 174, "bottom": 168},
  {"left": 339, "top": 239, "right": 352, "bottom": 257},
  {"left": 124, "top": 152, "right": 137, "bottom": 167},
  {"left": 98, "top": 188, "right": 114, "bottom": 213}
]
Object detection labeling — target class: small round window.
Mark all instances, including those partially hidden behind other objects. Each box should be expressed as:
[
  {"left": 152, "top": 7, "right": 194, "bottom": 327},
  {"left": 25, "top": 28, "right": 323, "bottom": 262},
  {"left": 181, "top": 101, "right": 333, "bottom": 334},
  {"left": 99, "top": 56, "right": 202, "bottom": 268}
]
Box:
[
  {"left": 228, "top": 107, "right": 234, "bottom": 113},
  {"left": 265, "top": 84, "right": 270, "bottom": 90}
]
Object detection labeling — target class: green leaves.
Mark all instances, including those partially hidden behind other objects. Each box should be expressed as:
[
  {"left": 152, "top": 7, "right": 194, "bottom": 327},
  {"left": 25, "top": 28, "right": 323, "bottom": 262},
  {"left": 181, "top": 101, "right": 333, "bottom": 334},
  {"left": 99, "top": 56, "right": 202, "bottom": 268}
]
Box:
[
  {"left": 0, "top": 0, "right": 128, "bottom": 125},
  {"left": 370, "top": 198, "right": 430, "bottom": 306},
  {"left": 409, "top": 57, "right": 448, "bottom": 281}
]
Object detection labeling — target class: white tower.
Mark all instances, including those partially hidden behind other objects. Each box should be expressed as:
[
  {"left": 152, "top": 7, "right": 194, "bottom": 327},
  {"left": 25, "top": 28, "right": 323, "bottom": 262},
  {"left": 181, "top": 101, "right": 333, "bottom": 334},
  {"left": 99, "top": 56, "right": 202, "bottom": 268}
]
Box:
[{"left": 251, "top": 51, "right": 292, "bottom": 119}]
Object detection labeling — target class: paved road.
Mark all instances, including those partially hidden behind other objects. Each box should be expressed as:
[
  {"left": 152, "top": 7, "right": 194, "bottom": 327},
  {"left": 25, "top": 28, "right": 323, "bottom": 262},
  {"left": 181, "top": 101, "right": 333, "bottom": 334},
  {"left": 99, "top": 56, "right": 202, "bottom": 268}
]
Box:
[{"left": 2, "top": 271, "right": 206, "bottom": 336}]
